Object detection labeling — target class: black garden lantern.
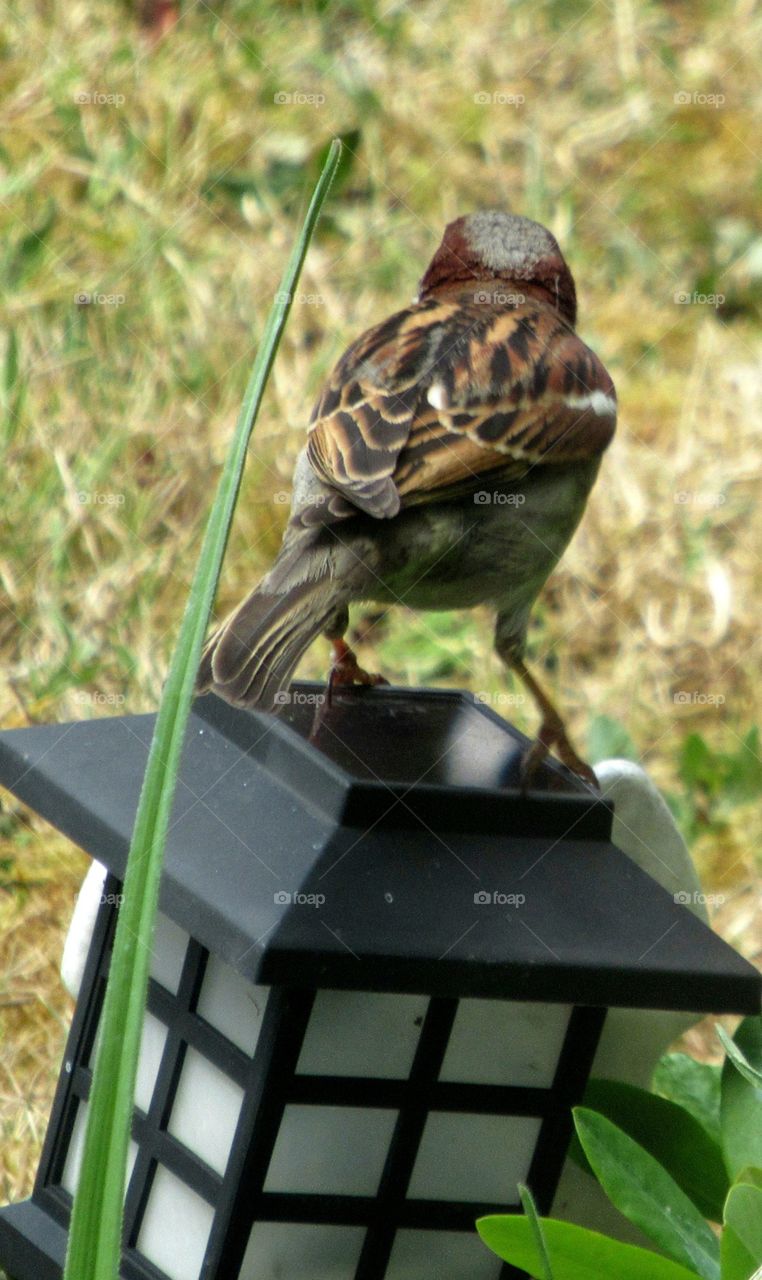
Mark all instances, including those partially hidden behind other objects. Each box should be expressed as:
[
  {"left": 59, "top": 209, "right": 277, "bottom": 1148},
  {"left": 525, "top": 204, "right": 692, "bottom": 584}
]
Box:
[{"left": 0, "top": 684, "right": 758, "bottom": 1280}]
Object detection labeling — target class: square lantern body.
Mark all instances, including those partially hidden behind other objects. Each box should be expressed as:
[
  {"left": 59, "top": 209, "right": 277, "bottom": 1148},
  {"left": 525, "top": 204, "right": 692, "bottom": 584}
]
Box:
[{"left": 0, "top": 685, "right": 758, "bottom": 1280}]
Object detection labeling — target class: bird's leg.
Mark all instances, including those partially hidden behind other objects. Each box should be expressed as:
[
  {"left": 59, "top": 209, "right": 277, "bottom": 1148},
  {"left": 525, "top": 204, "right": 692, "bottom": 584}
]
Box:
[
  {"left": 328, "top": 638, "right": 389, "bottom": 693},
  {"left": 502, "top": 653, "right": 598, "bottom": 790},
  {"left": 324, "top": 609, "right": 389, "bottom": 705}
]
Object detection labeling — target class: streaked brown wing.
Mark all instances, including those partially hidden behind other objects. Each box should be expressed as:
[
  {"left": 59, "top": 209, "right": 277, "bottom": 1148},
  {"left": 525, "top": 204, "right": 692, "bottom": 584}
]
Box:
[
  {"left": 306, "top": 298, "right": 458, "bottom": 519},
  {"left": 306, "top": 299, "right": 616, "bottom": 520}
]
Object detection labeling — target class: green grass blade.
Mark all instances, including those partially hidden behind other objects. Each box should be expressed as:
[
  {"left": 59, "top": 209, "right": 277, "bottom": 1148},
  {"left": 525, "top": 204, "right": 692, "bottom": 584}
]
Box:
[
  {"left": 518, "top": 1183, "right": 556, "bottom": 1280},
  {"left": 63, "top": 137, "right": 342, "bottom": 1280}
]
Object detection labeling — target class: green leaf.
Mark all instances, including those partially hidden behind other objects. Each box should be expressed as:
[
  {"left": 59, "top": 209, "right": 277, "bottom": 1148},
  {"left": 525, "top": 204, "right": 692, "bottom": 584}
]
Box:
[
  {"left": 653, "top": 1053, "right": 722, "bottom": 1145},
  {"left": 724, "top": 1179, "right": 762, "bottom": 1266},
  {"left": 574, "top": 1108, "right": 720, "bottom": 1280},
  {"left": 574, "top": 1079, "right": 728, "bottom": 1222},
  {"left": 4, "top": 328, "right": 18, "bottom": 394},
  {"left": 518, "top": 1184, "right": 555, "bottom": 1280},
  {"left": 6, "top": 198, "right": 56, "bottom": 286},
  {"left": 678, "top": 730, "right": 762, "bottom": 808},
  {"left": 679, "top": 733, "right": 718, "bottom": 793},
  {"left": 587, "top": 713, "right": 638, "bottom": 763},
  {"left": 476, "top": 1214, "right": 701, "bottom": 1280},
  {"left": 724, "top": 727, "right": 762, "bottom": 804},
  {"left": 63, "top": 139, "right": 343, "bottom": 1280},
  {"left": 720, "top": 1017, "right": 762, "bottom": 1181},
  {"left": 201, "top": 170, "right": 265, "bottom": 203},
  {"left": 720, "top": 1222, "right": 758, "bottom": 1280},
  {"left": 718, "top": 1025, "right": 762, "bottom": 1089},
  {"left": 1, "top": 329, "right": 25, "bottom": 447}
]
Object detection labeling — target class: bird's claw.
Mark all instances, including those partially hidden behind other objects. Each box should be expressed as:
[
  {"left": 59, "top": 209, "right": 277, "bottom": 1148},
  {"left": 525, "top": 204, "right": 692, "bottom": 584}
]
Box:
[
  {"left": 327, "top": 639, "right": 389, "bottom": 705},
  {"left": 520, "top": 717, "right": 599, "bottom": 792}
]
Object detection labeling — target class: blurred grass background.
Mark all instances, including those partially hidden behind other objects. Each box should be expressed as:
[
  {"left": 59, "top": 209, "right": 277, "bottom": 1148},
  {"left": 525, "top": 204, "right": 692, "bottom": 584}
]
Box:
[{"left": 1, "top": 0, "right": 760, "bottom": 1205}]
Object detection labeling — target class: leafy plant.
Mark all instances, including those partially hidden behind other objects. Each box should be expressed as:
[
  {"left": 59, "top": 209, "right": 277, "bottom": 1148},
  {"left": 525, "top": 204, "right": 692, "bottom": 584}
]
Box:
[
  {"left": 477, "top": 1015, "right": 762, "bottom": 1279},
  {"left": 569, "top": 1078, "right": 728, "bottom": 1222},
  {"left": 667, "top": 730, "right": 762, "bottom": 843},
  {"left": 653, "top": 1051, "right": 722, "bottom": 1145},
  {"left": 587, "top": 713, "right": 639, "bottom": 765}
]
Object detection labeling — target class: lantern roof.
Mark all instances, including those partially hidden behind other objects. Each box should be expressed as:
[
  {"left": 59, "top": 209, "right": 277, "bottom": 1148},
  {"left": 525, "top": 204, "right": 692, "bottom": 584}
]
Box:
[{"left": 0, "top": 685, "right": 758, "bottom": 1013}]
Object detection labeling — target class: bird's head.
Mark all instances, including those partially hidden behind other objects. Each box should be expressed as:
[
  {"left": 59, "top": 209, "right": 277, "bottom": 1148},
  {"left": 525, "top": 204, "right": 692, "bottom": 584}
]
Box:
[{"left": 417, "top": 211, "right": 577, "bottom": 326}]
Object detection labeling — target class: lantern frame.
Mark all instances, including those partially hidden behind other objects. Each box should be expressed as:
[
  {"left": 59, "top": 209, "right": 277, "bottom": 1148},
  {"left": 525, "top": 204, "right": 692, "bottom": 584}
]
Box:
[{"left": 0, "top": 685, "right": 758, "bottom": 1280}]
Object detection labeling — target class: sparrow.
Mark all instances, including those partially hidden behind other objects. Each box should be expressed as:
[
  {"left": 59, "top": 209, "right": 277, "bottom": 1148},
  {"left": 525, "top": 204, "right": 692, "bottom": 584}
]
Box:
[{"left": 197, "top": 211, "right": 617, "bottom": 784}]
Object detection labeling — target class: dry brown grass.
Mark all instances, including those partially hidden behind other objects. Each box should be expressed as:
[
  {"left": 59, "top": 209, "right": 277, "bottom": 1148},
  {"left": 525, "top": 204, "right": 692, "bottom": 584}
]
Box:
[
  {"left": 0, "top": 826, "right": 87, "bottom": 1202},
  {"left": 0, "top": 0, "right": 760, "bottom": 1211}
]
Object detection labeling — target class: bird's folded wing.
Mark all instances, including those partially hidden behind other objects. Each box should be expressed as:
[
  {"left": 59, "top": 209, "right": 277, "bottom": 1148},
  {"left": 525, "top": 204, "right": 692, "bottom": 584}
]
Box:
[{"left": 305, "top": 299, "right": 616, "bottom": 520}]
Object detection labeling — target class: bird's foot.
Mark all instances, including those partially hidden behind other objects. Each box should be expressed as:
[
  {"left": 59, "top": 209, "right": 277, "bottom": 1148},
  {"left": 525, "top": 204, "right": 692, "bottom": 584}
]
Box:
[
  {"left": 501, "top": 655, "right": 598, "bottom": 793},
  {"left": 520, "top": 713, "right": 599, "bottom": 792},
  {"left": 327, "top": 639, "right": 389, "bottom": 704}
]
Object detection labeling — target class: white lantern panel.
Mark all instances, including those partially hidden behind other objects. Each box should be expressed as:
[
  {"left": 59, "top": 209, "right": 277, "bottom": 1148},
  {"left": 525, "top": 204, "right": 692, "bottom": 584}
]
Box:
[
  {"left": 408, "top": 1112, "right": 541, "bottom": 1202},
  {"left": 239, "top": 1221, "right": 365, "bottom": 1280},
  {"left": 297, "top": 990, "right": 429, "bottom": 1078},
  {"left": 439, "top": 1000, "right": 571, "bottom": 1088},
  {"left": 149, "top": 913, "right": 190, "bottom": 994},
  {"left": 386, "top": 1229, "right": 503, "bottom": 1279},
  {"left": 168, "top": 1046, "right": 245, "bottom": 1176},
  {"left": 264, "top": 1105, "right": 397, "bottom": 1196},
  {"left": 134, "top": 1011, "right": 169, "bottom": 1113},
  {"left": 138, "top": 1164, "right": 214, "bottom": 1280},
  {"left": 85, "top": 1009, "right": 167, "bottom": 1114},
  {"left": 196, "top": 954, "right": 268, "bottom": 1056},
  {"left": 61, "top": 1101, "right": 137, "bottom": 1197}
]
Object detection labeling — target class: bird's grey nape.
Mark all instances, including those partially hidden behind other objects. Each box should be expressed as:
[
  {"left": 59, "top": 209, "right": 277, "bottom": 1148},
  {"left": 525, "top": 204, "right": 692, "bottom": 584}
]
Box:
[{"left": 461, "top": 211, "right": 562, "bottom": 274}]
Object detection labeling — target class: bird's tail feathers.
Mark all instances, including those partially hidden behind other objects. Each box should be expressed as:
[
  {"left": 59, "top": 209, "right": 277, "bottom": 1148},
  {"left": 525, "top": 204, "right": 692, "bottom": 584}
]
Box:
[{"left": 196, "top": 571, "right": 344, "bottom": 710}]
